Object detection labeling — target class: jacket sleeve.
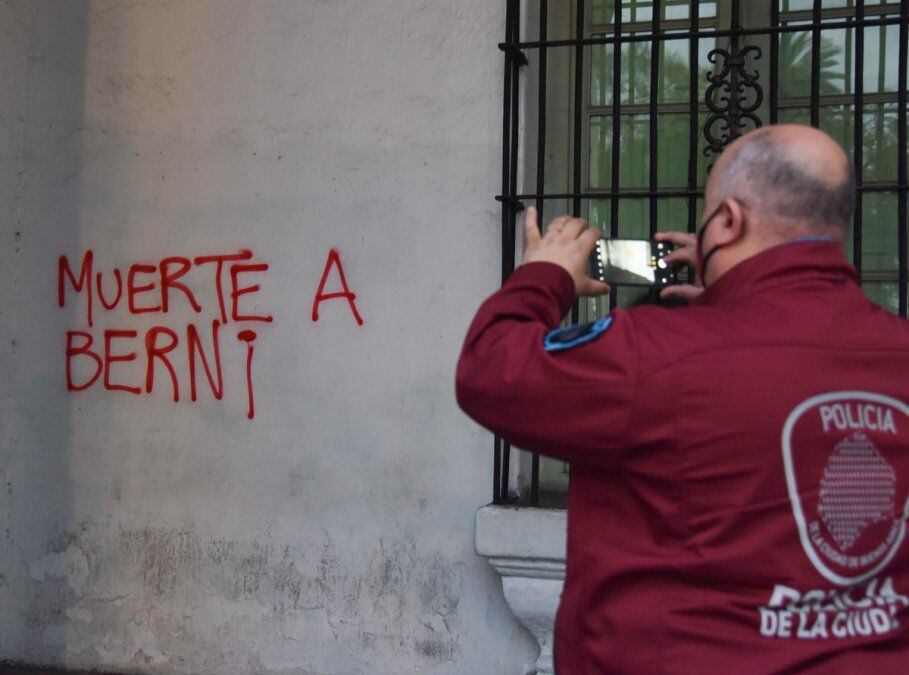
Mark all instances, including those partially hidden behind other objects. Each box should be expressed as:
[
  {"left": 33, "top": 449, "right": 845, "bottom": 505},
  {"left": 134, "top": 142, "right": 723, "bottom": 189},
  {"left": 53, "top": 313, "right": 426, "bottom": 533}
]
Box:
[{"left": 455, "top": 261, "right": 639, "bottom": 466}]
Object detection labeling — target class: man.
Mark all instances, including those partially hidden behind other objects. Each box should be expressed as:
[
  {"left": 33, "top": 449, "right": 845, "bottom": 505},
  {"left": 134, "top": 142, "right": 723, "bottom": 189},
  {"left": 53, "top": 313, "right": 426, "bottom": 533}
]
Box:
[{"left": 456, "top": 125, "right": 909, "bottom": 673}]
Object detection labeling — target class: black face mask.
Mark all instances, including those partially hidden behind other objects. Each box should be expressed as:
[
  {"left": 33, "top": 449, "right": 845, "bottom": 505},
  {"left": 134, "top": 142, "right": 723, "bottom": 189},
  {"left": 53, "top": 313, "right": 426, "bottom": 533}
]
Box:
[{"left": 696, "top": 203, "right": 743, "bottom": 287}]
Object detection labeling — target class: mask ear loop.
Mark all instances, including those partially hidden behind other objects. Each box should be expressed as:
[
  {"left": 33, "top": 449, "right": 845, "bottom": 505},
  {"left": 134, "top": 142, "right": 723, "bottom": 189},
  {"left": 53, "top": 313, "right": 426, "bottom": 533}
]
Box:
[
  {"left": 696, "top": 201, "right": 747, "bottom": 288},
  {"left": 696, "top": 203, "right": 724, "bottom": 288}
]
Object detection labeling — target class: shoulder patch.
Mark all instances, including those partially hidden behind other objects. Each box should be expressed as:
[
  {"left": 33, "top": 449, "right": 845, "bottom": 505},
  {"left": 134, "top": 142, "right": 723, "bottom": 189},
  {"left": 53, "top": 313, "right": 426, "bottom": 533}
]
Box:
[{"left": 544, "top": 316, "right": 613, "bottom": 353}]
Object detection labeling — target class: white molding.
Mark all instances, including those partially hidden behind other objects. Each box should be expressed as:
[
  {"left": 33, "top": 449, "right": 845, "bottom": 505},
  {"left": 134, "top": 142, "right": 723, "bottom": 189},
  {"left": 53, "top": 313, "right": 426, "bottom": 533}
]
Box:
[{"left": 475, "top": 505, "right": 567, "bottom": 675}]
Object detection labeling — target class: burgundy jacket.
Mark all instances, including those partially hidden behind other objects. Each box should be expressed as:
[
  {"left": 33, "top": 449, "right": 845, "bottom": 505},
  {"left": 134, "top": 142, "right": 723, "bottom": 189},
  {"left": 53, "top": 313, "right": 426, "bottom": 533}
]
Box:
[{"left": 456, "top": 241, "right": 909, "bottom": 673}]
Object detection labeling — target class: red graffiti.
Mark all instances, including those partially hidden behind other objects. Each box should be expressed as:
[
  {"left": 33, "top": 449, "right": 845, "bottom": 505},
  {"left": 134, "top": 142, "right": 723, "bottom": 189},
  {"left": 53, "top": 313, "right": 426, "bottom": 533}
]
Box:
[
  {"left": 237, "top": 330, "right": 257, "bottom": 420},
  {"left": 59, "top": 252, "right": 94, "bottom": 327},
  {"left": 59, "top": 249, "right": 272, "bottom": 419},
  {"left": 230, "top": 264, "right": 273, "bottom": 323},
  {"left": 104, "top": 329, "right": 141, "bottom": 395},
  {"left": 58, "top": 249, "right": 275, "bottom": 327},
  {"left": 65, "top": 331, "right": 101, "bottom": 391},
  {"left": 312, "top": 248, "right": 364, "bottom": 326},
  {"left": 96, "top": 269, "right": 123, "bottom": 310},
  {"left": 59, "top": 246, "right": 364, "bottom": 421},
  {"left": 127, "top": 264, "right": 161, "bottom": 314},
  {"left": 188, "top": 320, "right": 223, "bottom": 402},
  {"left": 160, "top": 257, "right": 202, "bottom": 313},
  {"left": 193, "top": 250, "right": 253, "bottom": 324},
  {"left": 64, "top": 321, "right": 252, "bottom": 413},
  {"left": 145, "top": 327, "right": 180, "bottom": 401}
]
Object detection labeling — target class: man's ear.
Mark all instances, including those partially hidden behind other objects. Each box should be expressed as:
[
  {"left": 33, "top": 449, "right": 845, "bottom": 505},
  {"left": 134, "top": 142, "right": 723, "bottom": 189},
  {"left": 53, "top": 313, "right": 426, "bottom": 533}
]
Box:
[{"left": 715, "top": 198, "right": 746, "bottom": 245}]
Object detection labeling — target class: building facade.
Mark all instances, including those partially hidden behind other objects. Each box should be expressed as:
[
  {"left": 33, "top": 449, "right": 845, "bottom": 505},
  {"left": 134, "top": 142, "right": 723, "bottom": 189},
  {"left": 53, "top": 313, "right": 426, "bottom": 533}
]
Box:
[{"left": 1, "top": 1, "right": 906, "bottom": 674}]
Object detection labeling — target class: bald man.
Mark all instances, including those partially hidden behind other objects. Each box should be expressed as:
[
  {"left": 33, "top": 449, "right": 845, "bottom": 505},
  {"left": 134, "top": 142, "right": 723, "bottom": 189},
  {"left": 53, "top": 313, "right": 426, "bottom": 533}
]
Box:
[{"left": 457, "top": 124, "right": 909, "bottom": 673}]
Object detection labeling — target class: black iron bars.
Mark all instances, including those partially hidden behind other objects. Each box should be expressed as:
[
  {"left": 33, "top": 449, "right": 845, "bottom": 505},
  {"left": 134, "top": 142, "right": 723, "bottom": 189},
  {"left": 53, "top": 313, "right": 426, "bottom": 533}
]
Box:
[
  {"left": 898, "top": 0, "right": 908, "bottom": 317},
  {"left": 494, "top": 0, "right": 525, "bottom": 504},
  {"left": 853, "top": 0, "right": 865, "bottom": 275}
]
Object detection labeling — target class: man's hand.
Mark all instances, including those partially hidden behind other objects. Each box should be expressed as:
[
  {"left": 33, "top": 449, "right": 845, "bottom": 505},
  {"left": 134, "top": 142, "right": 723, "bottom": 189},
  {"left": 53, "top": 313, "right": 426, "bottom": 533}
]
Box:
[
  {"left": 522, "top": 207, "right": 610, "bottom": 297},
  {"left": 654, "top": 231, "right": 704, "bottom": 302}
]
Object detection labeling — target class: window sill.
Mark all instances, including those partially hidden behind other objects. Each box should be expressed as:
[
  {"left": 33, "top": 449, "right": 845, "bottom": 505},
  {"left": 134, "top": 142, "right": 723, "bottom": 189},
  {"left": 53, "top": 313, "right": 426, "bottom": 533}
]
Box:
[{"left": 475, "top": 505, "right": 567, "bottom": 675}]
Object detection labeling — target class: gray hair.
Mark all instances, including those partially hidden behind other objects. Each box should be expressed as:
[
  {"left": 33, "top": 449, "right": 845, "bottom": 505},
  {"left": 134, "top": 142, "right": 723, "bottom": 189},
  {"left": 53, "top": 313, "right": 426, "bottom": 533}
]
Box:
[{"left": 712, "top": 129, "right": 854, "bottom": 235}]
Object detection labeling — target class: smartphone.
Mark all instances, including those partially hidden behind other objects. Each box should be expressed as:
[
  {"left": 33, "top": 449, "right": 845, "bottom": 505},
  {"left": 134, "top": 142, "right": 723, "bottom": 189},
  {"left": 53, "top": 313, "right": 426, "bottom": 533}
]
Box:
[{"left": 591, "top": 238, "right": 677, "bottom": 289}]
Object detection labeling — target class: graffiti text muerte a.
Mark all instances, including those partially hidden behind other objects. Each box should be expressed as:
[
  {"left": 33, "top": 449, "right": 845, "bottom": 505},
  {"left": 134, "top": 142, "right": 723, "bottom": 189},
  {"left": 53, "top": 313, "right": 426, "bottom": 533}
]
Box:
[{"left": 58, "top": 248, "right": 362, "bottom": 420}]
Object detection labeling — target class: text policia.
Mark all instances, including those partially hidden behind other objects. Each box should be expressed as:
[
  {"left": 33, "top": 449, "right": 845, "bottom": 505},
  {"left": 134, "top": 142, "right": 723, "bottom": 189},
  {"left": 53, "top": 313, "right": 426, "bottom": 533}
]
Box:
[{"left": 58, "top": 248, "right": 363, "bottom": 420}]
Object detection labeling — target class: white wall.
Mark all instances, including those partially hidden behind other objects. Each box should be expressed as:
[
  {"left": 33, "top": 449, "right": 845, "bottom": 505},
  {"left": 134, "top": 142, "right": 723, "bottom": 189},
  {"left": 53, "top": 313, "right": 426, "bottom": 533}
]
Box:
[{"left": 0, "top": 1, "right": 538, "bottom": 672}]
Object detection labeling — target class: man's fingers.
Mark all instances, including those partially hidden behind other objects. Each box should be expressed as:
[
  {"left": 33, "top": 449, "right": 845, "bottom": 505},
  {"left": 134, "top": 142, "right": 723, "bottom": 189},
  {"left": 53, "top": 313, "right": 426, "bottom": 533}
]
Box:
[
  {"left": 579, "top": 277, "right": 611, "bottom": 297},
  {"left": 662, "top": 248, "right": 696, "bottom": 267},
  {"left": 559, "top": 218, "right": 586, "bottom": 240},
  {"left": 544, "top": 216, "right": 571, "bottom": 240},
  {"left": 656, "top": 230, "right": 697, "bottom": 268},
  {"left": 523, "top": 206, "right": 542, "bottom": 247},
  {"left": 655, "top": 231, "right": 697, "bottom": 247},
  {"left": 578, "top": 226, "right": 601, "bottom": 251},
  {"left": 659, "top": 283, "right": 703, "bottom": 303}
]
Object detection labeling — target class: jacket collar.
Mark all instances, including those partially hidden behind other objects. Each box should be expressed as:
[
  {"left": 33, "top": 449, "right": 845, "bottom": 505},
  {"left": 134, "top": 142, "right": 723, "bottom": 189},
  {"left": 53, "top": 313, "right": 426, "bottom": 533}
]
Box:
[{"left": 693, "top": 239, "right": 859, "bottom": 306}]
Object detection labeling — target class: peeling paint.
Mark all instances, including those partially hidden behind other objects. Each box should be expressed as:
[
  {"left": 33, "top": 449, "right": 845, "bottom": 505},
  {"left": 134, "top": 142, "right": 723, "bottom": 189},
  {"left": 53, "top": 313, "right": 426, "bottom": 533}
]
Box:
[
  {"left": 28, "top": 543, "right": 90, "bottom": 594},
  {"left": 65, "top": 607, "right": 93, "bottom": 623},
  {"left": 17, "top": 523, "right": 470, "bottom": 670}
]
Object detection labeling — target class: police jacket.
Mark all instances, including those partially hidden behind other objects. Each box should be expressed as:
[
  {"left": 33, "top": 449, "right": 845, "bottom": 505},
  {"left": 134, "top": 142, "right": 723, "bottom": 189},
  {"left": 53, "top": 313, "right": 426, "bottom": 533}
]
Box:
[{"left": 456, "top": 240, "right": 909, "bottom": 673}]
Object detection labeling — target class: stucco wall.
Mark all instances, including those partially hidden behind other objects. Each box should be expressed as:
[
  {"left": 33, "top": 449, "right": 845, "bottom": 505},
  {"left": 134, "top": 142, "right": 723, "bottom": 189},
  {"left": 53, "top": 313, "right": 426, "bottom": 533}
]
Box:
[{"left": 0, "top": 1, "right": 537, "bottom": 672}]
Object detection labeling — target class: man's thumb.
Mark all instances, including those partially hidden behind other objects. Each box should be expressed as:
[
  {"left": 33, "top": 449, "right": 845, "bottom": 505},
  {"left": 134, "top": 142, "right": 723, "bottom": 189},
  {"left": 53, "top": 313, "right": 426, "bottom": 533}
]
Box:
[{"left": 579, "top": 278, "right": 611, "bottom": 297}]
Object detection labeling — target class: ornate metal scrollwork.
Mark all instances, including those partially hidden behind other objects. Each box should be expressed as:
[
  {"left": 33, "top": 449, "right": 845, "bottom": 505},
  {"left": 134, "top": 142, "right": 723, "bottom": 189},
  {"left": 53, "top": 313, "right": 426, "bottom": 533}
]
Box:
[{"left": 703, "top": 44, "right": 764, "bottom": 163}]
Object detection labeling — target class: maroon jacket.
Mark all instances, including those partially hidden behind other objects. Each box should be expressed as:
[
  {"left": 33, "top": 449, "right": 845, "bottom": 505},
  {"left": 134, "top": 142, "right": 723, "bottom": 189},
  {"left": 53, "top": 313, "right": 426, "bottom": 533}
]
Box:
[{"left": 457, "top": 241, "right": 909, "bottom": 673}]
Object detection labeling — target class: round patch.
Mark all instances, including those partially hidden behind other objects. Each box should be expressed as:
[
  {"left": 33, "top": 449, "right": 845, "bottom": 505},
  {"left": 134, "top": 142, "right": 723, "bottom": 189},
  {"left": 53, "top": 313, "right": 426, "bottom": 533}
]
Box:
[
  {"left": 544, "top": 316, "right": 613, "bottom": 353},
  {"left": 782, "top": 391, "right": 909, "bottom": 586}
]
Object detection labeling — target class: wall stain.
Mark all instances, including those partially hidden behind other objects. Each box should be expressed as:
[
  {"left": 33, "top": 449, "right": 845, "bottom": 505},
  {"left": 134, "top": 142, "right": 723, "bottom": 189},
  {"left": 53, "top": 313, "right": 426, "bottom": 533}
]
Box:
[{"left": 21, "top": 523, "right": 467, "bottom": 671}]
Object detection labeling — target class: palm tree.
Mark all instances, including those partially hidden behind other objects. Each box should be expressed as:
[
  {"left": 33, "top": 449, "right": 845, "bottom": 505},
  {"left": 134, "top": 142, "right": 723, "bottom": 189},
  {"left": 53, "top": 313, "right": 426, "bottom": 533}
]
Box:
[{"left": 779, "top": 31, "right": 846, "bottom": 97}]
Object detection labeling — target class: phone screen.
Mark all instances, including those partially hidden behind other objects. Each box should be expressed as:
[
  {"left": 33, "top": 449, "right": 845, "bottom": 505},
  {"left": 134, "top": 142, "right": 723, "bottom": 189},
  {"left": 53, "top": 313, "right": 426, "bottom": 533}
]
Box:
[{"left": 595, "top": 239, "right": 656, "bottom": 286}]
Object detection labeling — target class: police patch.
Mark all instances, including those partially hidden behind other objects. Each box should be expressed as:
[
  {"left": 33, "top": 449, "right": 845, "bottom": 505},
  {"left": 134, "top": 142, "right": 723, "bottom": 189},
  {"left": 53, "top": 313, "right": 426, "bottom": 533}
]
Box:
[
  {"left": 782, "top": 391, "right": 909, "bottom": 586},
  {"left": 544, "top": 316, "right": 613, "bottom": 352}
]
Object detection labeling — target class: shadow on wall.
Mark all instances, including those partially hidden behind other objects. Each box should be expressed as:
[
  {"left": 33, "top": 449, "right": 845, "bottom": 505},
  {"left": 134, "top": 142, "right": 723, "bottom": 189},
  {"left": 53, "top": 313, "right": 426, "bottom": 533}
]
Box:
[{"left": 0, "top": 0, "right": 87, "bottom": 669}]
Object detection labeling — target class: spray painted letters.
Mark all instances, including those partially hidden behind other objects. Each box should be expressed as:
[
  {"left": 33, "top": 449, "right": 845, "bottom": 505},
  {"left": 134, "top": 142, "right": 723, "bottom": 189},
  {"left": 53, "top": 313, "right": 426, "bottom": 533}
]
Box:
[{"left": 58, "top": 248, "right": 362, "bottom": 420}]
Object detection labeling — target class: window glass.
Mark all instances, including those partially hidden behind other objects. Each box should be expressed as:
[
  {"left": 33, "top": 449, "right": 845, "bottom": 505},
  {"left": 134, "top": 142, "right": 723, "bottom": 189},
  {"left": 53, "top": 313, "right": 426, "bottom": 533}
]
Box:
[
  {"left": 590, "top": 35, "right": 716, "bottom": 107},
  {"left": 862, "top": 192, "right": 899, "bottom": 274},
  {"left": 779, "top": 28, "right": 815, "bottom": 98},
  {"left": 780, "top": 0, "right": 851, "bottom": 10},
  {"left": 864, "top": 282, "right": 899, "bottom": 313},
  {"left": 778, "top": 16, "right": 901, "bottom": 98},
  {"left": 589, "top": 112, "right": 709, "bottom": 190},
  {"left": 661, "top": 112, "right": 710, "bottom": 187},
  {"left": 590, "top": 34, "right": 652, "bottom": 105},
  {"left": 589, "top": 42, "right": 614, "bottom": 107},
  {"left": 817, "top": 26, "right": 851, "bottom": 96},
  {"left": 589, "top": 113, "right": 650, "bottom": 188},
  {"left": 863, "top": 103, "right": 899, "bottom": 182},
  {"left": 590, "top": 0, "right": 615, "bottom": 26},
  {"left": 543, "top": 46, "right": 575, "bottom": 196},
  {"left": 864, "top": 24, "right": 901, "bottom": 94},
  {"left": 621, "top": 0, "right": 653, "bottom": 25},
  {"left": 659, "top": 35, "right": 691, "bottom": 103},
  {"left": 538, "top": 455, "right": 569, "bottom": 494},
  {"left": 546, "top": 0, "right": 576, "bottom": 40}
]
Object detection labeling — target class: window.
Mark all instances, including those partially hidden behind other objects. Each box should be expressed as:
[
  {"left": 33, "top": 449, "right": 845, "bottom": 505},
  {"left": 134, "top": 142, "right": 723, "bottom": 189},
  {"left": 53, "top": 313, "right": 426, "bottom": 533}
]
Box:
[{"left": 495, "top": 0, "right": 909, "bottom": 506}]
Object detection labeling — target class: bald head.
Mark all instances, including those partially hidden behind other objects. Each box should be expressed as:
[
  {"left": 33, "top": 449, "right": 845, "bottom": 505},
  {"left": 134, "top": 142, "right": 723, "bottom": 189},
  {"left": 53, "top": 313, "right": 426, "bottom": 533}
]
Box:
[{"left": 708, "top": 124, "right": 854, "bottom": 240}]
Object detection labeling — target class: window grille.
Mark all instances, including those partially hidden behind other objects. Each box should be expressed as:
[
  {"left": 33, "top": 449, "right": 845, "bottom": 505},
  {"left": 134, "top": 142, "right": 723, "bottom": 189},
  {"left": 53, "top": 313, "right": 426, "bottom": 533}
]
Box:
[{"left": 494, "top": 0, "right": 909, "bottom": 506}]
